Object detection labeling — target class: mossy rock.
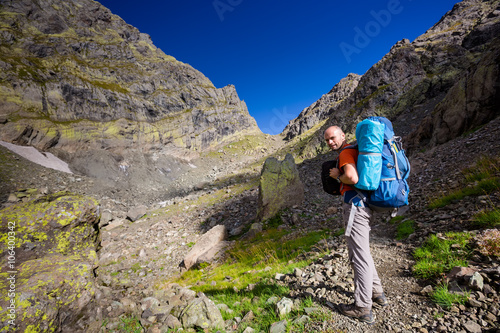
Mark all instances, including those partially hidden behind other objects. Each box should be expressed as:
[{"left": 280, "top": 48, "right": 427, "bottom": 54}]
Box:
[
  {"left": 257, "top": 153, "right": 304, "bottom": 221},
  {"left": 0, "top": 192, "right": 100, "bottom": 332},
  {"left": 0, "top": 254, "right": 97, "bottom": 332},
  {"left": 0, "top": 191, "right": 100, "bottom": 266}
]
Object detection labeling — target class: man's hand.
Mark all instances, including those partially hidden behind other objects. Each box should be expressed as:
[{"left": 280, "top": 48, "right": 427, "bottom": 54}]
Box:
[
  {"left": 329, "top": 167, "right": 340, "bottom": 179},
  {"left": 330, "top": 164, "right": 359, "bottom": 185}
]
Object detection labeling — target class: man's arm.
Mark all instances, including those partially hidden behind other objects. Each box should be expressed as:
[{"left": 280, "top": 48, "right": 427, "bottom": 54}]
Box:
[{"left": 339, "top": 163, "right": 358, "bottom": 185}]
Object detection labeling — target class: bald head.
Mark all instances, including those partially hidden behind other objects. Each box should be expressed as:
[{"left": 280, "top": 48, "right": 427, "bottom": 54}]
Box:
[{"left": 324, "top": 126, "right": 346, "bottom": 151}]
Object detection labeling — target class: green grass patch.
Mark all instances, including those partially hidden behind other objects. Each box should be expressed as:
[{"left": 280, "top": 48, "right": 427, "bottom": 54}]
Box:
[
  {"left": 473, "top": 208, "right": 500, "bottom": 228},
  {"left": 413, "top": 232, "right": 472, "bottom": 279},
  {"left": 114, "top": 315, "right": 143, "bottom": 333},
  {"left": 463, "top": 155, "right": 499, "bottom": 182},
  {"left": 431, "top": 282, "right": 470, "bottom": 309},
  {"left": 429, "top": 156, "right": 500, "bottom": 209},
  {"left": 264, "top": 211, "right": 285, "bottom": 229},
  {"left": 206, "top": 285, "right": 331, "bottom": 332},
  {"left": 130, "top": 263, "right": 142, "bottom": 273},
  {"left": 395, "top": 219, "right": 415, "bottom": 240},
  {"left": 174, "top": 228, "right": 331, "bottom": 293},
  {"left": 389, "top": 216, "right": 405, "bottom": 225},
  {"left": 166, "top": 227, "right": 336, "bottom": 332},
  {"left": 429, "top": 178, "right": 500, "bottom": 209}
]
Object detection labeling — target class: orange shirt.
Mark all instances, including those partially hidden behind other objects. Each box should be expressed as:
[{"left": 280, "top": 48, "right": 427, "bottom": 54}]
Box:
[{"left": 338, "top": 147, "right": 358, "bottom": 195}]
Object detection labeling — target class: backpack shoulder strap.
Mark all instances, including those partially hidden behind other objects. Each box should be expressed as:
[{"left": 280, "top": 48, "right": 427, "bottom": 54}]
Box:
[{"left": 339, "top": 143, "right": 358, "bottom": 154}]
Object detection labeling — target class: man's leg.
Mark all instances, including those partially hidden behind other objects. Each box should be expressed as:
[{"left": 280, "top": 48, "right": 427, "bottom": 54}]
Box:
[{"left": 343, "top": 203, "right": 381, "bottom": 308}]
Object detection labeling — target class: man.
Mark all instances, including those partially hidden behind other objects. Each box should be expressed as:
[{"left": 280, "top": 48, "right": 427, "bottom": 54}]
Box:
[{"left": 323, "top": 125, "right": 388, "bottom": 325}]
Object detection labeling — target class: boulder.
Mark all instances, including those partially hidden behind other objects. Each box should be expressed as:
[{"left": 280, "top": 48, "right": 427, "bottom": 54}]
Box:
[
  {"left": 270, "top": 320, "right": 288, "bottom": 333},
  {"left": 257, "top": 153, "right": 304, "bottom": 221},
  {"left": 182, "top": 225, "right": 228, "bottom": 270},
  {"left": 179, "top": 294, "right": 224, "bottom": 329},
  {"left": 446, "top": 266, "right": 477, "bottom": 281},
  {"left": 276, "top": 297, "right": 294, "bottom": 318},
  {"left": 468, "top": 272, "right": 484, "bottom": 291},
  {"left": 242, "top": 222, "right": 263, "bottom": 240},
  {"left": 0, "top": 192, "right": 100, "bottom": 332},
  {"left": 127, "top": 205, "right": 147, "bottom": 222}
]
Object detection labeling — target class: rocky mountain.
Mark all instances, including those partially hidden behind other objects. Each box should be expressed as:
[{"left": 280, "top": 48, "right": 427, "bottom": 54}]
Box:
[
  {"left": 0, "top": 0, "right": 261, "bottom": 193},
  {"left": 283, "top": 73, "right": 361, "bottom": 140},
  {"left": 282, "top": 0, "right": 500, "bottom": 157}
]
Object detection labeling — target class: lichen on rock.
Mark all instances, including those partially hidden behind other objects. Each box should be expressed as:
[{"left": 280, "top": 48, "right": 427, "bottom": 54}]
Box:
[
  {"left": 257, "top": 153, "right": 304, "bottom": 221},
  {"left": 0, "top": 192, "right": 101, "bottom": 332}
]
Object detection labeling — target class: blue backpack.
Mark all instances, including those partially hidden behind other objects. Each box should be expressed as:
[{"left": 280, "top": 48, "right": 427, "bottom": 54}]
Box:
[{"left": 354, "top": 116, "right": 410, "bottom": 210}]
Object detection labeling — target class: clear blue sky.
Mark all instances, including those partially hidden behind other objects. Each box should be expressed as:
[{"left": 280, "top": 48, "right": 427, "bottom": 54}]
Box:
[{"left": 98, "top": 0, "right": 459, "bottom": 134}]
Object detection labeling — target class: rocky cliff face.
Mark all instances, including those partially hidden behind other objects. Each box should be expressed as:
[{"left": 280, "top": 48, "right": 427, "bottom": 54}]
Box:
[
  {"left": 283, "top": 73, "right": 361, "bottom": 140},
  {"left": 0, "top": 0, "right": 259, "bottom": 154},
  {"left": 282, "top": 0, "right": 500, "bottom": 157}
]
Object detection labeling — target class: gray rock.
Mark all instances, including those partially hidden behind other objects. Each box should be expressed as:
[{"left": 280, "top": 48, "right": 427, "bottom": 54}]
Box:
[
  {"left": 293, "top": 268, "right": 303, "bottom": 278},
  {"left": 241, "top": 310, "right": 255, "bottom": 323},
  {"left": 269, "top": 320, "right": 288, "bottom": 333},
  {"left": 179, "top": 295, "right": 224, "bottom": 329},
  {"left": 293, "top": 315, "right": 311, "bottom": 325},
  {"left": 242, "top": 327, "right": 256, "bottom": 333},
  {"left": 266, "top": 296, "right": 279, "bottom": 305},
  {"left": 141, "top": 297, "right": 161, "bottom": 311},
  {"left": 467, "top": 299, "right": 482, "bottom": 308},
  {"left": 257, "top": 154, "right": 304, "bottom": 221},
  {"left": 100, "top": 210, "right": 113, "bottom": 227},
  {"left": 276, "top": 297, "right": 293, "bottom": 318},
  {"left": 275, "top": 273, "right": 286, "bottom": 281},
  {"left": 463, "top": 320, "right": 482, "bottom": 333},
  {"left": 127, "top": 205, "right": 148, "bottom": 222},
  {"left": 468, "top": 272, "right": 484, "bottom": 291},
  {"left": 182, "top": 225, "right": 228, "bottom": 270},
  {"left": 242, "top": 222, "right": 263, "bottom": 239},
  {"left": 420, "top": 285, "right": 434, "bottom": 295},
  {"left": 164, "top": 314, "right": 182, "bottom": 329},
  {"left": 304, "top": 307, "right": 320, "bottom": 315}
]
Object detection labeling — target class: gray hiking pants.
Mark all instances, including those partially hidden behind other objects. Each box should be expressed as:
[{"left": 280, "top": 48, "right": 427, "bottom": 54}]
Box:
[{"left": 342, "top": 201, "right": 384, "bottom": 308}]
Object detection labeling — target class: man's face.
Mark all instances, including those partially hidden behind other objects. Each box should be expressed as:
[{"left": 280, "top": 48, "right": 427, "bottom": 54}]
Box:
[{"left": 324, "top": 128, "right": 344, "bottom": 151}]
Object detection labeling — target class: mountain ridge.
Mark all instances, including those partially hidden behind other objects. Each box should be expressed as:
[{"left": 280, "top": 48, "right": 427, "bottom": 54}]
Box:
[
  {"left": 282, "top": 0, "right": 500, "bottom": 159},
  {"left": 0, "top": 0, "right": 260, "bottom": 153}
]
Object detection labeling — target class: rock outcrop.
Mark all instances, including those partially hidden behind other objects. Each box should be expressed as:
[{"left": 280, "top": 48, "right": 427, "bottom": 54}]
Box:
[
  {"left": 257, "top": 153, "right": 304, "bottom": 221},
  {"left": 281, "top": 0, "right": 500, "bottom": 158},
  {"left": 0, "top": 0, "right": 264, "bottom": 197},
  {"left": 0, "top": 0, "right": 260, "bottom": 192},
  {"left": 0, "top": 192, "right": 100, "bottom": 332},
  {"left": 0, "top": 0, "right": 259, "bottom": 153}
]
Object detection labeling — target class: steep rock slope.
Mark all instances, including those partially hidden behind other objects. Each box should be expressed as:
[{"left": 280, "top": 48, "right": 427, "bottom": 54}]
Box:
[
  {"left": 0, "top": 0, "right": 259, "bottom": 154},
  {"left": 282, "top": 0, "right": 500, "bottom": 156}
]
